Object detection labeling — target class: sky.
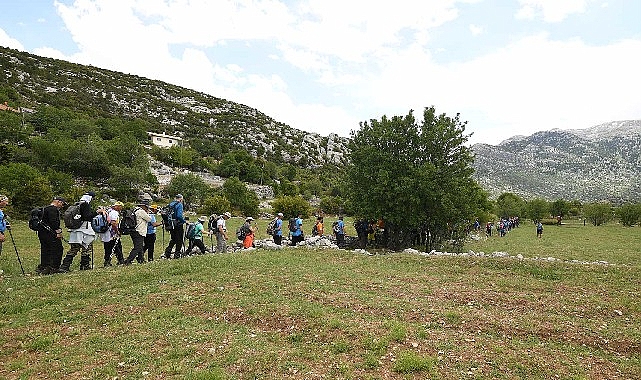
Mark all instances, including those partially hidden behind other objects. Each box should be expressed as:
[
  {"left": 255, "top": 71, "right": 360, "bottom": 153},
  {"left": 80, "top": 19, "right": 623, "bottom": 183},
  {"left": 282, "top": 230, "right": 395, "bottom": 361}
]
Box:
[{"left": 1, "top": 0, "right": 640, "bottom": 145}]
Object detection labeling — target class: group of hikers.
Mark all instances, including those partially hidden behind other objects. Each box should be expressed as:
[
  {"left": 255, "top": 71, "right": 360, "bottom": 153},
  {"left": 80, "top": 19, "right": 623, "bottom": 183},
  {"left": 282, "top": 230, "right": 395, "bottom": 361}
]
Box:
[
  {"left": 0, "top": 192, "right": 242, "bottom": 275},
  {"left": 0, "top": 191, "right": 363, "bottom": 276}
]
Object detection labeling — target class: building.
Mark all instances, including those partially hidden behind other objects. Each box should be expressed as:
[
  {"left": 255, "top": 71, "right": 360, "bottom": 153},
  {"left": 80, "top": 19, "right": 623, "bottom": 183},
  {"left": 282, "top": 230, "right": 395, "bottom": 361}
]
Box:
[{"left": 147, "top": 132, "right": 183, "bottom": 148}]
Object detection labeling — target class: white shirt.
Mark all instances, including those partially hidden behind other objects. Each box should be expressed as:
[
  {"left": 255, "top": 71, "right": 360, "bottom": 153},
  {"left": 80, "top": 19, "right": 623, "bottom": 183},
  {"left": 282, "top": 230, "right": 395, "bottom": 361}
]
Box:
[
  {"left": 100, "top": 208, "right": 120, "bottom": 242},
  {"left": 216, "top": 218, "right": 226, "bottom": 234}
]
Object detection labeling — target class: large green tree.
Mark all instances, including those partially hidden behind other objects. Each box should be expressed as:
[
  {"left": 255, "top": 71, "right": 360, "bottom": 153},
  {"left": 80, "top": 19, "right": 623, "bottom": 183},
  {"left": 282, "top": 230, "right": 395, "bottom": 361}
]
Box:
[{"left": 345, "top": 107, "right": 490, "bottom": 250}]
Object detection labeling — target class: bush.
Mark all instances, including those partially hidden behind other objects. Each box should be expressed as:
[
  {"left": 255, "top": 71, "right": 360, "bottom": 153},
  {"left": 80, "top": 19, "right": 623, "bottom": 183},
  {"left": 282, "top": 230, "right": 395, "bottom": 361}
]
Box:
[
  {"left": 200, "top": 195, "right": 231, "bottom": 216},
  {"left": 271, "top": 196, "right": 312, "bottom": 219}
]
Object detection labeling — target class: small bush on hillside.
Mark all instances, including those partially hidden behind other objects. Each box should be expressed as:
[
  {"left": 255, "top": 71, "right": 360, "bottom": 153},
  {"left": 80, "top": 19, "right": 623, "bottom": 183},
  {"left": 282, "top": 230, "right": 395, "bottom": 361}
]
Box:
[{"left": 271, "top": 196, "right": 312, "bottom": 218}]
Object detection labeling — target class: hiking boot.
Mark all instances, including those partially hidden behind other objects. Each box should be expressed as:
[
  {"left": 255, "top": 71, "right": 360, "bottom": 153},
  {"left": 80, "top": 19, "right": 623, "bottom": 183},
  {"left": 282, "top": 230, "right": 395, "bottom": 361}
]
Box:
[
  {"left": 80, "top": 255, "right": 92, "bottom": 270},
  {"left": 59, "top": 255, "right": 74, "bottom": 273}
]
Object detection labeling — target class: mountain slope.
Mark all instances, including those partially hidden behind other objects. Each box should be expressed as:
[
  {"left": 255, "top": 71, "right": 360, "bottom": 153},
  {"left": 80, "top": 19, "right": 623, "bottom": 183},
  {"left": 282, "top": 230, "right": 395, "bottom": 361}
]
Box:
[
  {"left": 0, "top": 46, "right": 348, "bottom": 166},
  {"left": 472, "top": 120, "right": 641, "bottom": 202}
]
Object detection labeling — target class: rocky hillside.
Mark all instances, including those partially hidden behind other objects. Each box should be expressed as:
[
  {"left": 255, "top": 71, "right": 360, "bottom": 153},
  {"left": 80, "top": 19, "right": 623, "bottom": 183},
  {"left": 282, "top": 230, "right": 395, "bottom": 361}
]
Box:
[
  {"left": 472, "top": 120, "right": 641, "bottom": 202},
  {"left": 0, "top": 46, "right": 348, "bottom": 166}
]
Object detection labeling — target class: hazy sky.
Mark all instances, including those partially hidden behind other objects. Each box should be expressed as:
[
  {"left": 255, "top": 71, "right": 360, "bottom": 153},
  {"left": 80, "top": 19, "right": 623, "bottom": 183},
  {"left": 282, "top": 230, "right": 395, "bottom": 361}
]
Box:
[{"left": 1, "top": 0, "right": 640, "bottom": 145}]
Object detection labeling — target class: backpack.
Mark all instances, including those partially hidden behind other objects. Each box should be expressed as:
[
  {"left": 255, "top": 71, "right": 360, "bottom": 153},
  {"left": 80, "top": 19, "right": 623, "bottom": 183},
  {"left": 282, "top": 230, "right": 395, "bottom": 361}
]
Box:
[
  {"left": 160, "top": 203, "right": 177, "bottom": 230},
  {"left": 91, "top": 213, "right": 109, "bottom": 233},
  {"left": 236, "top": 225, "right": 249, "bottom": 240},
  {"left": 266, "top": 218, "right": 278, "bottom": 235},
  {"left": 288, "top": 218, "right": 297, "bottom": 233},
  {"left": 332, "top": 221, "right": 340, "bottom": 234},
  {"left": 119, "top": 208, "right": 138, "bottom": 235},
  {"left": 208, "top": 214, "right": 218, "bottom": 232},
  {"left": 185, "top": 222, "right": 196, "bottom": 240},
  {"left": 28, "top": 207, "right": 44, "bottom": 231},
  {"left": 63, "top": 202, "right": 84, "bottom": 229},
  {"left": 312, "top": 222, "right": 319, "bottom": 236}
]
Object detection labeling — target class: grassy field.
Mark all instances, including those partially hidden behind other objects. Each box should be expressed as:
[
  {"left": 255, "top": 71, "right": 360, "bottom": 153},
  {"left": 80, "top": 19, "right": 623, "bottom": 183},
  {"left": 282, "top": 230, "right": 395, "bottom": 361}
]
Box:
[{"left": 0, "top": 218, "right": 639, "bottom": 379}]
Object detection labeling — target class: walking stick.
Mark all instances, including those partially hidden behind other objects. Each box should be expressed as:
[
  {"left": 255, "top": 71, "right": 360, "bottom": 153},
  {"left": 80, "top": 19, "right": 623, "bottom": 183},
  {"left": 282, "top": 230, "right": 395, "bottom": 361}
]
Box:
[
  {"left": 90, "top": 243, "right": 94, "bottom": 269},
  {"left": 7, "top": 229, "right": 25, "bottom": 275}
]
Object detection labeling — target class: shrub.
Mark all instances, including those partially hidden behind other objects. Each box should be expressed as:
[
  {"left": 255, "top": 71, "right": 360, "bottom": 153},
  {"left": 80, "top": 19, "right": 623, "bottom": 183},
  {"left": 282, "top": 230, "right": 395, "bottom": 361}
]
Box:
[{"left": 271, "top": 196, "right": 312, "bottom": 218}]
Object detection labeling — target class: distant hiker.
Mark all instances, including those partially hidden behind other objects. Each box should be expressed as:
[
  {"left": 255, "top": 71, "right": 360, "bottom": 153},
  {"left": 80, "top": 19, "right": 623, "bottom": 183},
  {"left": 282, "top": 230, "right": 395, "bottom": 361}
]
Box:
[
  {"left": 334, "top": 215, "right": 345, "bottom": 248},
  {"left": 536, "top": 221, "right": 543, "bottom": 238},
  {"left": 367, "top": 220, "right": 376, "bottom": 245},
  {"left": 141, "top": 204, "right": 162, "bottom": 262},
  {"left": 123, "top": 201, "right": 152, "bottom": 265},
  {"left": 272, "top": 213, "right": 284, "bottom": 245},
  {"left": 289, "top": 214, "right": 304, "bottom": 246},
  {"left": 312, "top": 216, "right": 324, "bottom": 237},
  {"left": 486, "top": 222, "right": 493, "bottom": 237},
  {"left": 164, "top": 194, "right": 186, "bottom": 259},
  {"left": 100, "top": 201, "right": 124, "bottom": 267},
  {"left": 0, "top": 195, "right": 9, "bottom": 255},
  {"left": 36, "top": 196, "right": 66, "bottom": 275},
  {"left": 60, "top": 192, "right": 97, "bottom": 272},
  {"left": 216, "top": 212, "right": 231, "bottom": 253},
  {"left": 355, "top": 219, "right": 368, "bottom": 248},
  {"left": 240, "top": 217, "right": 256, "bottom": 249},
  {"left": 186, "top": 216, "right": 208, "bottom": 255}
]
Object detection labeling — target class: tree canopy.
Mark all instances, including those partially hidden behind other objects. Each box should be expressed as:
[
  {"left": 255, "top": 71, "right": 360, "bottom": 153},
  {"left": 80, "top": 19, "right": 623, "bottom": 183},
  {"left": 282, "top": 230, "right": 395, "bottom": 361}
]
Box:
[{"left": 345, "top": 107, "right": 490, "bottom": 250}]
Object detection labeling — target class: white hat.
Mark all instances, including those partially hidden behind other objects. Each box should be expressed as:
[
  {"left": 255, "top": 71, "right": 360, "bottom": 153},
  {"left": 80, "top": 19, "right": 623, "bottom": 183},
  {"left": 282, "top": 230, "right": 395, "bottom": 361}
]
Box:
[
  {"left": 246, "top": 217, "right": 254, "bottom": 222},
  {"left": 198, "top": 215, "right": 207, "bottom": 223},
  {"left": 223, "top": 212, "right": 231, "bottom": 218}
]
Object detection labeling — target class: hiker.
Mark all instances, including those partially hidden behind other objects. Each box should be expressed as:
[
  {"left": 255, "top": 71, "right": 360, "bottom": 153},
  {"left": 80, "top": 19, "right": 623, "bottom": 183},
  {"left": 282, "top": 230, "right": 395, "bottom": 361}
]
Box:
[
  {"left": 334, "top": 216, "right": 345, "bottom": 248},
  {"left": 241, "top": 217, "right": 256, "bottom": 249},
  {"left": 272, "top": 213, "right": 284, "bottom": 245},
  {"left": 289, "top": 214, "right": 304, "bottom": 246},
  {"left": 60, "top": 192, "right": 97, "bottom": 272},
  {"left": 123, "top": 201, "right": 152, "bottom": 265},
  {"left": 355, "top": 219, "right": 368, "bottom": 248},
  {"left": 0, "top": 195, "right": 9, "bottom": 255},
  {"left": 99, "top": 201, "right": 124, "bottom": 267},
  {"left": 36, "top": 196, "right": 66, "bottom": 275},
  {"left": 216, "top": 212, "right": 231, "bottom": 253},
  {"left": 312, "top": 216, "right": 324, "bottom": 237},
  {"left": 186, "top": 215, "right": 208, "bottom": 254},
  {"left": 141, "top": 204, "right": 162, "bottom": 262},
  {"left": 164, "top": 194, "right": 186, "bottom": 259},
  {"left": 536, "top": 221, "right": 543, "bottom": 238}
]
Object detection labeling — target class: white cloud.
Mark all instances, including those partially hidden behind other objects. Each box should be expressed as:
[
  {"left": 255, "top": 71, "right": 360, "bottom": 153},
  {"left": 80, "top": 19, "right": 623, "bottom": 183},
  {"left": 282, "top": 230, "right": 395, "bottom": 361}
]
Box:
[
  {"left": 0, "top": 28, "right": 24, "bottom": 50},
  {"left": 516, "top": 0, "right": 589, "bottom": 22},
  {"left": 363, "top": 33, "right": 641, "bottom": 144},
  {"left": 469, "top": 24, "right": 483, "bottom": 35}
]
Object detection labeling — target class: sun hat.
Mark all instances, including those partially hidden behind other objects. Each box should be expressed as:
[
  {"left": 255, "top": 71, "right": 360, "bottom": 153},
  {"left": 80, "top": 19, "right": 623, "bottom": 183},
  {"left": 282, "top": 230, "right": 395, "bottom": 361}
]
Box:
[
  {"left": 113, "top": 201, "right": 124, "bottom": 207},
  {"left": 198, "top": 215, "right": 207, "bottom": 223},
  {"left": 223, "top": 212, "right": 231, "bottom": 218},
  {"left": 53, "top": 196, "right": 67, "bottom": 205},
  {"left": 246, "top": 217, "right": 254, "bottom": 222}
]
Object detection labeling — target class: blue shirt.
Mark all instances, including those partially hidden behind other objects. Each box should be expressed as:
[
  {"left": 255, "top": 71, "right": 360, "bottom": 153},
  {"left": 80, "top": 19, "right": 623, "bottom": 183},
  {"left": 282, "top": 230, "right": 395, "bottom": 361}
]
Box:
[
  {"left": 275, "top": 218, "right": 283, "bottom": 236},
  {"left": 291, "top": 217, "right": 303, "bottom": 237},
  {"left": 147, "top": 214, "right": 157, "bottom": 235},
  {"left": 0, "top": 209, "right": 6, "bottom": 233},
  {"left": 170, "top": 201, "right": 185, "bottom": 224},
  {"left": 337, "top": 220, "right": 345, "bottom": 234}
]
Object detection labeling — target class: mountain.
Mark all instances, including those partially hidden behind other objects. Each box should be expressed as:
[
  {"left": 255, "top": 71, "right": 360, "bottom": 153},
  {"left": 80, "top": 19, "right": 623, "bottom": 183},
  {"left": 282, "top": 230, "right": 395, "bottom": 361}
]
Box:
[
  {"left": 0, "top": 46, "right": 348, "bottom": 167},
  {"left": 472, "top": 120, "right": 641, "bottom": 202}
]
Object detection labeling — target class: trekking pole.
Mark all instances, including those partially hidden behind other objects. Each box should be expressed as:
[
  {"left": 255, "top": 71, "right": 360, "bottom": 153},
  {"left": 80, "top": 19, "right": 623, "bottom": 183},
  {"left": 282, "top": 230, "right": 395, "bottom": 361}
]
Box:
[
  {"left": 90, "top": 243, "right": 94, "bottom": 269},
  {"left": 7, "top": 229, "right": 25, "bottom": 276}
]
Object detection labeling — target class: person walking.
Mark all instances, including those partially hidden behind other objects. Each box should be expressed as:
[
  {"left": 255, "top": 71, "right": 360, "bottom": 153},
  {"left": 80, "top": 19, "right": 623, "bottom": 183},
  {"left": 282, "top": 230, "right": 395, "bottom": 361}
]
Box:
[
  {"left": 216, "top": 212, "right": 231, "bottom": 253},
  {"left": 290, "top": 214, "right": 304, "bottom": 246},
  {"left": 123, "top": 201, "right": 152, "bottom": 265},
  {"left": 334, "top": 215, "right": 346, "bottom": 248},
  {"left": 100, "top": 201, "right": 124, "bottom": 267},
  {"left": 241, "top": 217, "right": 256, "bottom": 249},
  {"left": 60, "top": 192, "right": 97, "bottom": 272},
  {"left": 36, "top": 196, "right": 66, "bottom": 274},
  {"left": 164, "top": 194, "right": 186, "bottom": 259},
  {"left": 141, "top": 204, "right": 162, "bottom": 262},
  {"left": 0, "top": 195, "right": 9, "bottom": 256},
  {"left": 536, "top": 221, "right": 544, "bottom": 238},
  {"left": 187, "top": 216, "right": 208, "bottom": 254},
  {"left": 273, "top": 213, "right": 284, "bottom": 245}
]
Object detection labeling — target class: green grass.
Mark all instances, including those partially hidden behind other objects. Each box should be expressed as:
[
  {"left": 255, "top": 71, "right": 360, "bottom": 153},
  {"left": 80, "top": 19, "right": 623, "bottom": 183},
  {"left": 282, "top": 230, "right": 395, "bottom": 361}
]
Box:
[{"left": 0, "top": 218, "right": 639, "bottom": 379}]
